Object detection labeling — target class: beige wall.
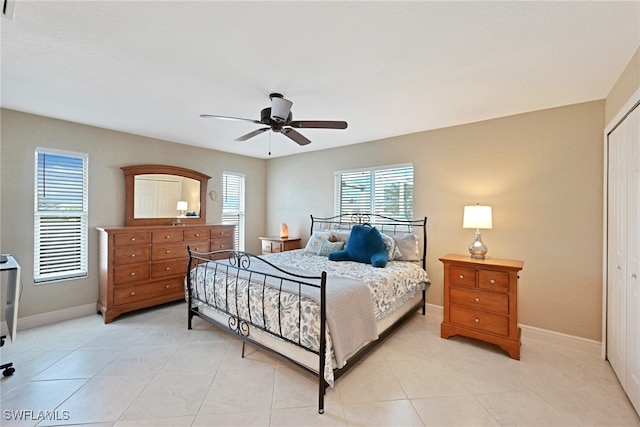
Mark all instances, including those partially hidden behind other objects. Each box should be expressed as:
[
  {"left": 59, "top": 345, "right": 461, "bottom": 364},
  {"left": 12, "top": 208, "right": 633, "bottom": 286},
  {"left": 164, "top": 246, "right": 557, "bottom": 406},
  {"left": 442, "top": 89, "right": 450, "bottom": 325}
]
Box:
[
  {"left": 0, "top": 109, "right": 266, "bottom": 319},
  {"left": 267, "top": 101, "right": 605, "bottom": 341},
  {"left": 605, "top": 46, "right": 640, "bottom": 125}
]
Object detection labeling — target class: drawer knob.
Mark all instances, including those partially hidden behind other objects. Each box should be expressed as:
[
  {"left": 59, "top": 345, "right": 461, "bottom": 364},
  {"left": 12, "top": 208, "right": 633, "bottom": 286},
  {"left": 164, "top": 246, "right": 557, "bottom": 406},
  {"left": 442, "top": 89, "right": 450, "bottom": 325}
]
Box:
[
  {"left": 130, "top": 272, "right": 136, "bottom": 276},
  {"left": 489, "top": 279, "right": 496, "bottom": 284},
  {"left": 195, "top": 233, "right": 200, "bottom": 237},
  {"left": 130, "top": 237, "right": 136, "bottom": 242},
  {"left": 165, "top": 250, "right": 171, "bottom": 254},
  {"left": 165, "top": 235, "right": 171, "bottom": 239},
  {"left": 130, "top": 254, "right": 136, "bottom": 258},
  {"left": 459, "top": 274, "right": 464, "bottom": 279},
  {"left": 165, "top": 284, "right": 171, "bottom": 289},
  {"left": 475, "top": 318, "right": 480, "bottom": 323},
  {"left": 130, "top": 291, "right": 136, "bottom": 296},
  {"left": 165, "top": 267, "right": 171, "bottom": 271},
  {"left": 474, "top": 297, "right": 480, "bottom": 302}
]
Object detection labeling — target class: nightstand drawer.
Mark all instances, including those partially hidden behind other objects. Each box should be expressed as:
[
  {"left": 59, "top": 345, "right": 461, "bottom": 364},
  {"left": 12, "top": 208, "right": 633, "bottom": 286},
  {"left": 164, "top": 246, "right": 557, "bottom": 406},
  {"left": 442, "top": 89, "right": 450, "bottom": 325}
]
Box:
[
  {"left": 479, "top": 269, "right": 509, "bottom": 292},
  {"left": 449, "top": 305, "right": 509, "bottom": 336},
  {"left": 450, "top": 286, "right": 508, "bottom": 315},
  {"left": 449, "top": 266, "right": 476, "bottom": 287},
  {"left": 262, "top": 240, "right": 281, "bottom": 253}
]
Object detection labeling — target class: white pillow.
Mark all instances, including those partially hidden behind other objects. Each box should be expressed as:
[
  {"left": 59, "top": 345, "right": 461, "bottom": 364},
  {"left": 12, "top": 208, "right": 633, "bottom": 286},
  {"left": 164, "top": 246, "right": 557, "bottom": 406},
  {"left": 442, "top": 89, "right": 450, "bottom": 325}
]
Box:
[
  {"left": 394, "top": 233, "right": 420, "bottom": 261},
  {"left": 317, "top": 240, "right": 345, "bottom": 256},
  {"left": 303, "top": 231, "right": 332, "bottom": 254}
]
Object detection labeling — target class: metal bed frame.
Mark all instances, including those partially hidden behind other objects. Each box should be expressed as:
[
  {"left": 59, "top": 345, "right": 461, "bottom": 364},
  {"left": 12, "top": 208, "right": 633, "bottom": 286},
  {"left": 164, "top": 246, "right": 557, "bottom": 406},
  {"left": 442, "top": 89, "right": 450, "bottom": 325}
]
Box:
[{"left": 186, "top": 214, "right": 428, "bottom": 414}]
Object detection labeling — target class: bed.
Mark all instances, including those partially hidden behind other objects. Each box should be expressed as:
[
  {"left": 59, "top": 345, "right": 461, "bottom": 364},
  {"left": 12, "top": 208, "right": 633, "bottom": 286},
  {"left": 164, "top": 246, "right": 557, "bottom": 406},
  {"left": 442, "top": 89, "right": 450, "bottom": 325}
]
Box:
[{"left": 186, "top": 213, "right": 430, "bottom": 414}]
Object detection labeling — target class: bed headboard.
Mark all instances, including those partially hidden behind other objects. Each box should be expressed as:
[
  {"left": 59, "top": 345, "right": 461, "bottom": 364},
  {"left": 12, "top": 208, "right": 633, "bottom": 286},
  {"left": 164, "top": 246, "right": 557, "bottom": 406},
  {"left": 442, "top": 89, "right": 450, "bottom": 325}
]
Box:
[{"left": 310, "top": 213, "right": 428, "bottom": 270}]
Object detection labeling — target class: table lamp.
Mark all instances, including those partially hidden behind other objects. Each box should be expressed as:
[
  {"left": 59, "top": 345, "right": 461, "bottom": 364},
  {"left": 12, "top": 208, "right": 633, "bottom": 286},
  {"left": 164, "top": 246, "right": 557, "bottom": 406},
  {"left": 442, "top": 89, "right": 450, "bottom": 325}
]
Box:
[{"left": 463, "top": 204, "right": 492, "bottom": 259}]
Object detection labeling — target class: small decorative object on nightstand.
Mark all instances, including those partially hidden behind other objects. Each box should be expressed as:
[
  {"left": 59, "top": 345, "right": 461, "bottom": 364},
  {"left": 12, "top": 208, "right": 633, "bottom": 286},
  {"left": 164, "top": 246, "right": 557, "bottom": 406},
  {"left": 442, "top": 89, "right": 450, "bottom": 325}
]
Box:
[
  {"left": 440, "top": 253, "right": 524, "bottom": 359},
  {"left": 260, "top": 236, "right": 301, "bottom": 254}
]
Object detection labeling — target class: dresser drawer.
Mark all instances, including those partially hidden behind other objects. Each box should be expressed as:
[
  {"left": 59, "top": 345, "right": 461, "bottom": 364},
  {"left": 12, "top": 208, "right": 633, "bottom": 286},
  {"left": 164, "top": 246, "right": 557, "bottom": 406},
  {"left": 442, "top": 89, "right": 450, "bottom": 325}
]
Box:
[
  {"left": 152, "top": 230, "right": 184, "bottom": 244},
  {"left": 114, "top": 263, "right": 150, "bottom": 284},
  {"left": 210, "top": 238, "right": 234, "bottom": 251},
  {"left": 152, "top": 259, "right": 187, "bottom": 278},
  {"left": 114, "top": 232, "right": 151, "bottom": 247},
  {"left": 449, "top": 286, "right": 509, "bottom": 315},
  {"left": 210, "top": 226, "right": 234, "bottom": 240},
  {"left": 187, "top": 241, "right": 209, "bottom": 253},
  {"left": 449, "top": 266, "right": 476, "bottom": 288},
  {"left": 184, "top": 228, "right": 209, "bottom": 241},
  {"left": 478, "top": 269, "right": 509, "bottom": 292},
  {"left": 114, "top": 246, "right": 151, "bottom": 265},
  {"left": 449, "top": 305, "right": 509, "bottom": 336},
  {"left": 113, "top": 277, "right": 184, "bottom": 305},
  {"left": 152, "top": 242, "right": 189, "bottom": 261}
]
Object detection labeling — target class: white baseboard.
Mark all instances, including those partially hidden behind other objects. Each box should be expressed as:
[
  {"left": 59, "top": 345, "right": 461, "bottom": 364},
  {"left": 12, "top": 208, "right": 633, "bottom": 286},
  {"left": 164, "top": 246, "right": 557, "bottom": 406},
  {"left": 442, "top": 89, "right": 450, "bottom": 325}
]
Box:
[
  {"left": 0, "top": 303, "right": 98, "bottom": 335},
  {"left": 425, "top": 303, "right": 602, "bottom": 356}
]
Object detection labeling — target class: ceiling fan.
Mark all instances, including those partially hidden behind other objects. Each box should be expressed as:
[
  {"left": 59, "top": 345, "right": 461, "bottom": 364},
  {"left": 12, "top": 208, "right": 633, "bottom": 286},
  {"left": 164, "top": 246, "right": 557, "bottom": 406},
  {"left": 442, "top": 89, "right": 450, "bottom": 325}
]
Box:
[{"left": 200, "top": 93, "right": 348, "bottom": 146}]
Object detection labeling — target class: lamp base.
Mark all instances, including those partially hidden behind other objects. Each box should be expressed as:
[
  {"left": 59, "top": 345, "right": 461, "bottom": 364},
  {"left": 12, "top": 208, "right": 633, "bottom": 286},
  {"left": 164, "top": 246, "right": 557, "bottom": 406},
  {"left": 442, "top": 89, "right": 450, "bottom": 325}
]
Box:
[{"left": 468, "top": 229, "right": 488, "bottom": 259}]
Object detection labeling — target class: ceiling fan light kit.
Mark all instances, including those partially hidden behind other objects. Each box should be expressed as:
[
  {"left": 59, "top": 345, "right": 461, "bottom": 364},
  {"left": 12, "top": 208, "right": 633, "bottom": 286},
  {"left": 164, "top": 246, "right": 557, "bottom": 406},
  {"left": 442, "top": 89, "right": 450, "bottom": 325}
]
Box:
[{"left": 200, "top": 93, "right": 347, "bottom": 146}]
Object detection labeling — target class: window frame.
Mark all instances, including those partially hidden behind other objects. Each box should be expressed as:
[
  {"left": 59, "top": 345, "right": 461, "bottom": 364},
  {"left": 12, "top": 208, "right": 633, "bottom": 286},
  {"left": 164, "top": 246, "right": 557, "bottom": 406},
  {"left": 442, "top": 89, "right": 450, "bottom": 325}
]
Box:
[
  {"left": 34, "top": 147, "right": 89, "bottom": 284},
  {"left": 334, "top": 163, "right": 414, "bottom": 221},
  {"left": 222, "top": 171, "right": 245, "bottom": 251}
]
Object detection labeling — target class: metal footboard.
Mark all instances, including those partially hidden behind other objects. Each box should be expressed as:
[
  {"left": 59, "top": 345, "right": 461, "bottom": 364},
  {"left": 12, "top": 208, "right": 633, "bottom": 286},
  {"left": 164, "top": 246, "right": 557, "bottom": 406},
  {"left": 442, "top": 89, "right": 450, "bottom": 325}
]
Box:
[{"left": 186, "top": 249, "right": 329, "bottom": 414}]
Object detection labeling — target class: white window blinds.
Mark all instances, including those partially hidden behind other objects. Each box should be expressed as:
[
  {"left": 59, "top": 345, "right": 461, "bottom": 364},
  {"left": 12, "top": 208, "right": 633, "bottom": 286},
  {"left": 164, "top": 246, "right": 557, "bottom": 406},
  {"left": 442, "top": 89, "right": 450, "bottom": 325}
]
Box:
[
  {"left": 34, "top": 148, "right": 88, "bottom": 283},
  {"left": 222, "top": 172, "right": 245, "bottom": 251},
  {"left": 335, "top": 164, "right": 413, "bottom": 220}
]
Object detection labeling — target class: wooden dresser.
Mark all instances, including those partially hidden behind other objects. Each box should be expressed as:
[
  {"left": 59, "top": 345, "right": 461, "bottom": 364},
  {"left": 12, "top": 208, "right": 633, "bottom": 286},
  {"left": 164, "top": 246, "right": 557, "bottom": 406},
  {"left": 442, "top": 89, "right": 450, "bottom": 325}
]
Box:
[
  {"left": 97, "top": 224, "right": 235, "bottom": 323},
  {"left": 259, "top": 237, "right": 301, "bottom": 254},
  {"left": 440, "top": 254, "right": 524, "bottom": 359}
]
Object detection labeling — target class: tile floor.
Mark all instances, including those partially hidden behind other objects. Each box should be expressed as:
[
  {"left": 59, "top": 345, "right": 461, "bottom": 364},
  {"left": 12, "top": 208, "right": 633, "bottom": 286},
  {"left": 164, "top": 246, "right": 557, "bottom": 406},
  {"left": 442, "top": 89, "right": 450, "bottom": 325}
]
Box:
[{"left": 1, "top": 301, "right": 639, "bottom": 426}]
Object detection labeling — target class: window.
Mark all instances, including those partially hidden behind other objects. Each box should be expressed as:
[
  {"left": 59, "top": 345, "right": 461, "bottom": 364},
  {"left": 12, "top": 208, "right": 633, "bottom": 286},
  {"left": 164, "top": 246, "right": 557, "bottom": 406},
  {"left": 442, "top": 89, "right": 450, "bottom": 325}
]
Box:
[
  {"left": 222, "top": 172, "right": 245, "bottom": 251},
  {"left": 335, "top": 164, "right": 413, "bottom": 220},
  {"left": 34, "top": 148, "right": 88, "bottom": 283}
]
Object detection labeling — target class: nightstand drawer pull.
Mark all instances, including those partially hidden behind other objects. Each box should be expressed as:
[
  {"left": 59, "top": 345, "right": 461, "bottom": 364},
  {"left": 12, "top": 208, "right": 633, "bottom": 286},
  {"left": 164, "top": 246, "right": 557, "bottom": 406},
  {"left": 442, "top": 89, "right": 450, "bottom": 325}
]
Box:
[
  {"left": 165, "top": 284, "right": 171, "bottom": 289},
  {"left": 165, "top": 235, "right": 171, "bottom": 239},
  {"left": 459, "top": 274, "right": 464, "bottom": 279},
  {"left": 195, "top": 233, "right": 200, "bottom": 237},
  {"left": 165, "top": 267, "right": 171, "bottom": 271},
  {"left": 489, "top": 279, "right": 496, "bottom": 284},
  {"left": 131, "top": 254, "right": 136, "bottom": 258},
  {"left": 130, "top": 272, "right": 136, "bottom": 276},
  {"left": 130, "top": 237, "right": 136, "bottom": 242},
  {"left": 474, "top": 297, "right": 480, "bottom": 302},
  {"left": 165, "top": 250, "right": 171, "bottom": 254},
  {"left": 475, "top": 318, "right": 480, "bottom": 323},
  {"left": 130, "top": 291, "right": 136, "bottom": 296}
]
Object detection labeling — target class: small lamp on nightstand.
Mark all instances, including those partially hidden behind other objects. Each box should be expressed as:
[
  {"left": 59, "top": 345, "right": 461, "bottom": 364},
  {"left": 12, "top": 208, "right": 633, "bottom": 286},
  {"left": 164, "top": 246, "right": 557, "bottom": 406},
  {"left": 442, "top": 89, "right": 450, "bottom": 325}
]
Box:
[
  {"left": 463, "top": 204, "right": 492, "bottom": 259},
  {"left": 279, "top": 223, "right": 289, "bottom": 239}
]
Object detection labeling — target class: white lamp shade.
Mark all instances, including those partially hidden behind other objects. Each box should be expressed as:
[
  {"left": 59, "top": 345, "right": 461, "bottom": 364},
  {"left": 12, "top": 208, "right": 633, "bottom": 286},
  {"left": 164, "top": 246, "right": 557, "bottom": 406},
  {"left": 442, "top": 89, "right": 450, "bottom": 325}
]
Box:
[
  {"left": 463, "top": 205, "right": 492, "bottom": 229},
  {"left": 176, "top": 201, "right": 188, "bottom": 211}
]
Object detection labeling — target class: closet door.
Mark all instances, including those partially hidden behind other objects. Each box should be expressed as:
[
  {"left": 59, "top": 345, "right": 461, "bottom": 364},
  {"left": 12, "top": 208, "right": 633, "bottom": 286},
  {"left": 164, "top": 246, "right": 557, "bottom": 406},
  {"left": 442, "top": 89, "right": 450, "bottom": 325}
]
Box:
[
  {"left": 607, "top": 103, "right": 640, "bottom": 414},
  {"left": 608, "top": 117, "right": 628, "bottom": 383},
  {"left": 625, "top": 105, "right": 640, "bottom": 411}
]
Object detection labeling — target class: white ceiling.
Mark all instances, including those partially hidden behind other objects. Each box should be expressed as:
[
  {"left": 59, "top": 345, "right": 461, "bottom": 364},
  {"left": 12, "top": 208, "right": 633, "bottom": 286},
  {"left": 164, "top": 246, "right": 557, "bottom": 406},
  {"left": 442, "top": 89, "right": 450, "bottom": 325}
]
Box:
[{"left": 2, "top": 1, "right": 639, "bottom": 159}]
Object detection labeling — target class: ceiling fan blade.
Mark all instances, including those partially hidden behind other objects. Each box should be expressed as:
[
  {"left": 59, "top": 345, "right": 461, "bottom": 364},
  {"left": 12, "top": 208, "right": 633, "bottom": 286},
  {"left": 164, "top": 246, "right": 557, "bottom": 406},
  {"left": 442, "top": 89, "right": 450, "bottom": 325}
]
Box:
[
  {"left": 234, "top": 127, "right": 270, "bottom": 142},
  {"left": 271, "top": 97, "right": 293, "bottom": 123},
  {"left": 200, "top": 114, "right": 263, "bottom": 125},
  {"left": 289, "top": 120, "right": 348, "bottom": 129},
  {"left": 282, "top": 128, "right": 311, "bottom": 146}
]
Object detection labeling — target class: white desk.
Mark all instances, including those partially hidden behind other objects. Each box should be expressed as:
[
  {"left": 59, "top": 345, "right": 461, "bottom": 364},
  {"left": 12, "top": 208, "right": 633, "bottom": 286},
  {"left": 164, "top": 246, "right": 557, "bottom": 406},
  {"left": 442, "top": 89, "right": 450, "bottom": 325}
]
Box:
[{"left": 1, "top": 254, "right": 20, "bottom": 376}]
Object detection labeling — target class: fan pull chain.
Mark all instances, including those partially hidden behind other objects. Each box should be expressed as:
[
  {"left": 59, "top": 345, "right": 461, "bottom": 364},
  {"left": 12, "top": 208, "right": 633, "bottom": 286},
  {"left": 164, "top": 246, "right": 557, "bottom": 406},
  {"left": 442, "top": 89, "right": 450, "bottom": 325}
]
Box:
[{"left": 268, "top": 131, "right": 272, "bottom": 156}]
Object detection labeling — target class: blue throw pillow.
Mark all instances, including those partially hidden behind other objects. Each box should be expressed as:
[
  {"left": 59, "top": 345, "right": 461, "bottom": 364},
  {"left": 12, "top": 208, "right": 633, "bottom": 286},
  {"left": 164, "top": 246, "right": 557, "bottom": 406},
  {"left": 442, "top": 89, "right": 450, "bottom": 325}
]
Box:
[{"left": 327, "top": 225, "right": 389, "bottom": 268}]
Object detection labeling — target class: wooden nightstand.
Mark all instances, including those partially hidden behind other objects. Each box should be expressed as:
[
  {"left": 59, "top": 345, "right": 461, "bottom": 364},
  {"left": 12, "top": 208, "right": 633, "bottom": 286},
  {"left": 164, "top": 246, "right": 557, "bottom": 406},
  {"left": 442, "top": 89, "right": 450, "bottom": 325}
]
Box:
[
  {"left": 259, "top": 237, "right": 301, "bottom": 254},
  {"left": 440, "top": 254, "right": 524, "bottom": 359}
]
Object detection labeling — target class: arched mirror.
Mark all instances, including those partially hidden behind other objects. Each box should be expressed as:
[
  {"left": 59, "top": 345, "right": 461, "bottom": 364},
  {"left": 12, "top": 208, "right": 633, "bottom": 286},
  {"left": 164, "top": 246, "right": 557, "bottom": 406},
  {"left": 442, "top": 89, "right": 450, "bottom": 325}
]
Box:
[{"left": 122, "top": 165, "right": 210, "bottom": 226}]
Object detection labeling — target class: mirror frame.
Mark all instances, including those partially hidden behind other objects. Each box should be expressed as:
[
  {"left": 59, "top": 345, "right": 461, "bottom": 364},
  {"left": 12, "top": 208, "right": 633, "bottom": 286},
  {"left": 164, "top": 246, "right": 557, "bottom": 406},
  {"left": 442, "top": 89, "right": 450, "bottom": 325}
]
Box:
[{"left": 122, "top": 164, "right": 211, "bottom": 226}]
